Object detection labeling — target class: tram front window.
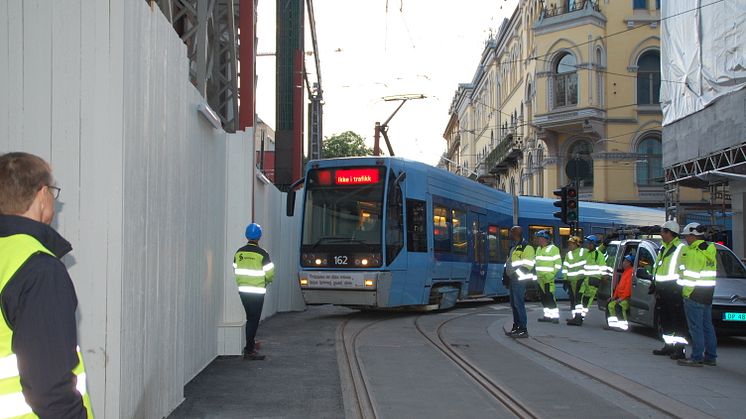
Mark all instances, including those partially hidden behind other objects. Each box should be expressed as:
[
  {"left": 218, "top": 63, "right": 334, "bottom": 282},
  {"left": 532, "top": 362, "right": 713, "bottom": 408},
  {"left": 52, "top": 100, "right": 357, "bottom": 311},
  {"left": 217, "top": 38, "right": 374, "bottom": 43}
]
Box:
[{"left": 301, "top": 167, "right": 385, "bottom": 268}]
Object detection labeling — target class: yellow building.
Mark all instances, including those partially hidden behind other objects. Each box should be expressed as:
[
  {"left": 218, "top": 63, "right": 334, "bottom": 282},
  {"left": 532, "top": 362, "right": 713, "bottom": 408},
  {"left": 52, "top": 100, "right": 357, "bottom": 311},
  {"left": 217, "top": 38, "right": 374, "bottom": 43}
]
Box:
[{"left": 443, "top": 0, "right": 705, "bottom": 206}]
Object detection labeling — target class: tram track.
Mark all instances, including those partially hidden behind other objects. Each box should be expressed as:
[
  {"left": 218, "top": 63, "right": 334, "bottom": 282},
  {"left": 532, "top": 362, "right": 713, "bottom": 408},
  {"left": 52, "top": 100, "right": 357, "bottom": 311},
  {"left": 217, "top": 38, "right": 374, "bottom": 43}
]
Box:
[
  {"left": 414, "top": 310, "right": 541, "bottom": 419},
  {"left": 434, "top": 306, "right": 716, "bottom": 419},
  {"left": 339, "top": 304, "right": 716, "bottom": 419},
  {"left": 338, "top": 315, "right": 389, "bottom": 419}
]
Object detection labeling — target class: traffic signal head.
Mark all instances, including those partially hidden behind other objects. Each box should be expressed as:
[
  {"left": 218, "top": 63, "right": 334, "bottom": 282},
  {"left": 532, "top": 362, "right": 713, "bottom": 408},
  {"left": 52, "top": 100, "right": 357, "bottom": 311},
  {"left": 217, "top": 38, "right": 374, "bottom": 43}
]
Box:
[
  {"left": 553, "top": 186, "right": 568, "bottom": 223},
  {"left": 566, "top": 185, "right": 578, "bottom": 222}
]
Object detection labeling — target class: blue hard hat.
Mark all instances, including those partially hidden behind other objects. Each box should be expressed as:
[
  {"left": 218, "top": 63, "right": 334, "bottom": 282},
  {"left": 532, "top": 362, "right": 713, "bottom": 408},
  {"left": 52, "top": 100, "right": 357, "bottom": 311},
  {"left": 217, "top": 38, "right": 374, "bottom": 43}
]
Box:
[
  {"left": 534, "top": 230, "right": 551, "bottom": 240},
  {"left": 245, "top": 223, "right": 263, "bottom": 240},
  {"left": 624, "top": 254, "right": 635, "bottom": 264},
  {"left": 584, "top": 235, "right": 599, "bottom": 245}
]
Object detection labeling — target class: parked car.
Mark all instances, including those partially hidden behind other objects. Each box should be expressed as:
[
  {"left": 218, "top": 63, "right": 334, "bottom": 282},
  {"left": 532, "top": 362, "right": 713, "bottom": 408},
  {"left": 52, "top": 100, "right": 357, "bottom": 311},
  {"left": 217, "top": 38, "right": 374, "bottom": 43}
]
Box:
[{"left": 598, "top": 239, "right": 746, "bottom": 336}]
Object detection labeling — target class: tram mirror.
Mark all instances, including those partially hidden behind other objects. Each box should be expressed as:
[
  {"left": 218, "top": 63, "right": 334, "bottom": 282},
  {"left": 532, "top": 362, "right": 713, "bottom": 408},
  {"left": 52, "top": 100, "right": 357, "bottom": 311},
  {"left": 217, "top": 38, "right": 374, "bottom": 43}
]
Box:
[{"left": 286, "top": 190, "right": 296, "bottom": 217}]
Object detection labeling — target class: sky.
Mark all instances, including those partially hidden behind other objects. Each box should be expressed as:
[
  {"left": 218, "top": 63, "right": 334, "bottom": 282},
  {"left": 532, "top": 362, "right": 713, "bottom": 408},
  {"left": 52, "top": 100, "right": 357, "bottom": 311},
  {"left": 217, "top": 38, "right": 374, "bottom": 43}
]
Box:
[{"left": 255, "top": 0, "right": 520, "bottom": 166}]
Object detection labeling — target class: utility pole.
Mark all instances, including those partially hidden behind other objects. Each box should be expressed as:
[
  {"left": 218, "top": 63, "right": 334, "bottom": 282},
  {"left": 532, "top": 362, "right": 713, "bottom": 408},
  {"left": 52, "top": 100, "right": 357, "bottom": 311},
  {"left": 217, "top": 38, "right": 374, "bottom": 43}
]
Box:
[{"left": 373, "top": 94, "right": 426, "bottom": 156}]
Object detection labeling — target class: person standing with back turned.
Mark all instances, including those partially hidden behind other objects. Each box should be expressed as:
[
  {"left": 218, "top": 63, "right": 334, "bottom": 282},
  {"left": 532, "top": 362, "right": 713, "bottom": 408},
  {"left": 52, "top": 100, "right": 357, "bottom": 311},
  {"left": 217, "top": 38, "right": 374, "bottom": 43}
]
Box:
[
  {"left": 503, "top": 226, "right": 536, "bottom": 338},
  {"left": 0, "top": 152, "right": 94, "bottom": 418},
  {"left": 234, "top": 223, "right": 275, "bottom": 360},
  {"left": 563, "top": 236, "right": 586, "bottom": 323},
  {"left": 677, "top": 222, "right": 717, "bottom": 367}
]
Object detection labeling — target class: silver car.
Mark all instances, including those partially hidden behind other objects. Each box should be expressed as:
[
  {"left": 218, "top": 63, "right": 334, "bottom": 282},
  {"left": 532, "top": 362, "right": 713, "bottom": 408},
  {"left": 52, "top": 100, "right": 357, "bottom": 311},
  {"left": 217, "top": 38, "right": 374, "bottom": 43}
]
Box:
[{"left": 598, "top": 239, "right": 746, "bottom": 336}]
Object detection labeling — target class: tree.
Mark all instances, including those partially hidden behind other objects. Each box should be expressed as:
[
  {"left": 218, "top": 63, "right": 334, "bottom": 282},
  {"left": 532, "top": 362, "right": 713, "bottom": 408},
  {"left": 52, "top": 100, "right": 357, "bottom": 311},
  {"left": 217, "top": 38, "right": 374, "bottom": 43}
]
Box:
[{"left": 321, "top": 131, "right": 373, "bottom": 158}]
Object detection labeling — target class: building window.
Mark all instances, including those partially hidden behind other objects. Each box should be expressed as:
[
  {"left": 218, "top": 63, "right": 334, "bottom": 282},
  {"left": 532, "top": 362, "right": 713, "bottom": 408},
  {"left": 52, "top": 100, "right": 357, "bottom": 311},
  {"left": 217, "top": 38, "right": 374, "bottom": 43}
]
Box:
[
  {"left": 567, "top": 140, "right": 594, "bottom": 189},
  {"left": 636, "top": 136, "right": 663, "bottom": 186},
  {"left": 634, "top": 0, "right": 647, "bottom": 9},
  {"left": 554, "top": 53, "right": 578, "bottom": 108},
  {"left": 637, "top": 51, "right": 661, "bottom": 104},
  {"left": 656, "top": 0, "right": 660, "bottom": 9}
]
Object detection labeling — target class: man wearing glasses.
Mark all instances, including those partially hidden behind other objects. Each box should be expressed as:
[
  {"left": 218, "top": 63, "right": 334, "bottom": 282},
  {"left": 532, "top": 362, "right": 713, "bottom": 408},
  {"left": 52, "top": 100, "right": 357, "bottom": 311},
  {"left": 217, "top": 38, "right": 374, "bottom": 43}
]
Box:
[{"left": 0, "top": 152, "right": 93, "bottom": 417}]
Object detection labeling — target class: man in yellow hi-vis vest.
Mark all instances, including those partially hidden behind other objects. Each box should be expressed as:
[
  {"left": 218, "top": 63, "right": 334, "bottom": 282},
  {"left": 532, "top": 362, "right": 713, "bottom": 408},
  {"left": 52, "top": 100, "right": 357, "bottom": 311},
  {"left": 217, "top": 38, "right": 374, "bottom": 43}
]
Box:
[
  {"left": 676, "top": 222, "right": 717, "bottom": 367},
  {"left": 234, "top": 223, "right": 275, "bottom": 360},
  {"left": 0, "top": 152, "right": 93, "bottom": 418}
]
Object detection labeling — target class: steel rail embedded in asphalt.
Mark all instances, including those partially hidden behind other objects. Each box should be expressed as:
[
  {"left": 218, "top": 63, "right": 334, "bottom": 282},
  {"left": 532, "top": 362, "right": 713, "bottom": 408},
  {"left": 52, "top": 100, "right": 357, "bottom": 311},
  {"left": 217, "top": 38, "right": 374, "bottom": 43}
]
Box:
[{"left": 414, "top": 311, "right": 540, "bottom": 419}]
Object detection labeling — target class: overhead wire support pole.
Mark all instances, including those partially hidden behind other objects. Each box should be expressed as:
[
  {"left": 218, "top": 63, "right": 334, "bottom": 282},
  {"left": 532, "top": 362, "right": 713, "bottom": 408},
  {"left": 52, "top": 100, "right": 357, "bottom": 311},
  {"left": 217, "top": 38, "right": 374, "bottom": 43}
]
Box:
[{"left": 373, "top": 94, "right": 425, "bottom": 156}]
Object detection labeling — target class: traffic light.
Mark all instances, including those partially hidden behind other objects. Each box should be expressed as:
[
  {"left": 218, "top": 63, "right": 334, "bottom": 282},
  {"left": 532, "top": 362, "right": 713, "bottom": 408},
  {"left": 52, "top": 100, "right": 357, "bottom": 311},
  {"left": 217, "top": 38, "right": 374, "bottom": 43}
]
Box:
[
  {"left": 566, "top": 184, "right": 579, "bottom": 222},
  {"left": 553, "top": 186, "right": 568, "bottom": 223}
]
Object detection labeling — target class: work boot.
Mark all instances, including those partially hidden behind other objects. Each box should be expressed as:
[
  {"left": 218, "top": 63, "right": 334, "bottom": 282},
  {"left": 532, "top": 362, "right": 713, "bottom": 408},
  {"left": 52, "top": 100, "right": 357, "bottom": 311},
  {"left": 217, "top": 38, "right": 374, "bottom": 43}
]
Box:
[
  {"left": 505, "top": 325, "right": 518, "bottom": 336},
  {"left": 653, "top": 345, "right": 674, "bottom": 356},
  {"left": 703, "top": 359, "right": 717, "bottom": 367},
  {"left": 669, "top": 346, "right": 686, "bottom": 360},
  {"left": 537, "top": 317, "right": 552, "bottom": 323},
  {"left": 243, "top": 351, "right": 266, "bottom": 361},
  {"left": 566, "top": 316, "right": 583, "bottom": 326},
  {"left": 509, "top": 329, "right": 529, "bottom": 339},
  {"left": 677, "top": 358, "right": 703, "bottom": 367}
]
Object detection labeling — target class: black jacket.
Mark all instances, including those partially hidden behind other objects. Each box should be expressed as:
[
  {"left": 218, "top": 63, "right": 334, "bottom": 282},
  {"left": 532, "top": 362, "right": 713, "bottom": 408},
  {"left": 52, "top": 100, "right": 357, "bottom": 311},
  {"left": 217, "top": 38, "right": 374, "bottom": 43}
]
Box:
[{"left": 0, "top": 215, "right": 86, "bottom": 419}]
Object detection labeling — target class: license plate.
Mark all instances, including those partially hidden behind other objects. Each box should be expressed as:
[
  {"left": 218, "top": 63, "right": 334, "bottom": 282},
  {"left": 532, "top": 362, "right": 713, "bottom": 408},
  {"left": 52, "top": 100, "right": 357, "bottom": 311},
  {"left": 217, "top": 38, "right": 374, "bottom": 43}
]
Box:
[{"left": 723, "top": 312, "right": 746, "bottom": 321}]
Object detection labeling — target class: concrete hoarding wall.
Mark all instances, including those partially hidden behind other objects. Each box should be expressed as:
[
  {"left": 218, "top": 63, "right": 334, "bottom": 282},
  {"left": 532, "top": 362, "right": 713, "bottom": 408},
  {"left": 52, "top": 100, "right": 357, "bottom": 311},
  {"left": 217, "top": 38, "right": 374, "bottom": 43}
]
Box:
[{"left": 1, "top": 1, "right": 303, "bottom": 418}]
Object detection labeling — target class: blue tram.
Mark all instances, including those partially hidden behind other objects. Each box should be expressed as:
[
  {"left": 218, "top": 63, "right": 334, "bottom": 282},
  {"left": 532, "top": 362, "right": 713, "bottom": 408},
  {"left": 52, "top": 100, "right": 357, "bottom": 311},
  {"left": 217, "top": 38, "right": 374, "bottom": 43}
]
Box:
[{"left": 288, "top": 157, "right": 663, "bottom": 310}]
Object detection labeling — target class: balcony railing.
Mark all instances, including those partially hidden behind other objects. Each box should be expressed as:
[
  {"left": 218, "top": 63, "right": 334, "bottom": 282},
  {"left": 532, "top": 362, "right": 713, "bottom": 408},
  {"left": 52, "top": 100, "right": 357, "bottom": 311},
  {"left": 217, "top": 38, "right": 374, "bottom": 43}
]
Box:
[
  {"left": 542, "top": 0, "right": 600, "bottom": 18},
  {"left": 485, "top": 133, "right": 522, "bottom": 174}
]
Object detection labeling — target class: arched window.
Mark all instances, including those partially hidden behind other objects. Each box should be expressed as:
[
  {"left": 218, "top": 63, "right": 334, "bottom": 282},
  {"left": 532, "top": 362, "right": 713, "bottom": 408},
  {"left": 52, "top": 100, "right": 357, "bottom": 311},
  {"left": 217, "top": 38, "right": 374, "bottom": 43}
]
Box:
[
  {"left": 637, "top": 51, "right": 661, "bottom": 104},
  {"left": 567, "top": 140, "right": 594, "bottom": 189},
  {"left": 554, "top": 53, "right": 578, "bottom": 108},
  {"left": 636, "top": 135, "right": 663, "bottom": 186}
]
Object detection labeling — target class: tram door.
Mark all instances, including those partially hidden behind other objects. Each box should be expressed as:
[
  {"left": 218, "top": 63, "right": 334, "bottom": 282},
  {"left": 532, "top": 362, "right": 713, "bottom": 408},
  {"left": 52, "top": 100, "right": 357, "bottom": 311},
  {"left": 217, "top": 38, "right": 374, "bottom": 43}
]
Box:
[{"left": 469, "top": 212, "right": 488, "bottom": 295}]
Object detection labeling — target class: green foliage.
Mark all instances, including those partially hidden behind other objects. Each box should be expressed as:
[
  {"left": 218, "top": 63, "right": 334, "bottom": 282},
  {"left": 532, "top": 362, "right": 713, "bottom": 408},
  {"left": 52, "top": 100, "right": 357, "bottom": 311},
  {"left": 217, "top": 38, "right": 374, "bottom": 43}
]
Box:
[{"left": 321, "top": 131, "right": 373, "bottom": 158}]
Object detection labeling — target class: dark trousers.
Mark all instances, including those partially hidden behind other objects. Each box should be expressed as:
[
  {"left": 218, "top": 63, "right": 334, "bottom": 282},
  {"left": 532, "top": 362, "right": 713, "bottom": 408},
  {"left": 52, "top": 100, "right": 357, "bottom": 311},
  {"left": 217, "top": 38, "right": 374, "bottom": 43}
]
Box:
[
  {"left": 509, "top": 279, "right": 528, "bottom": 330},
  {"left": 567, "top": 279, "right": 582, "bottom": 314},
  {"left": 656, "top": 281, "right": 689, "bottom": 341},
  {"left": 240, "top": 292, "right": 265, "bottom": 353}
]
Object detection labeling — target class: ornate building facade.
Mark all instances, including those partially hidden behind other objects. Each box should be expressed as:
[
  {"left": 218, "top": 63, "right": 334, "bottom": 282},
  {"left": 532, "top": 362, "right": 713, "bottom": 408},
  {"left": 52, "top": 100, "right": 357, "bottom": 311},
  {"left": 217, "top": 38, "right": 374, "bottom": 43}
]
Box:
[{"left": 442, "top": 0, "right": 705, "bottom": 206}]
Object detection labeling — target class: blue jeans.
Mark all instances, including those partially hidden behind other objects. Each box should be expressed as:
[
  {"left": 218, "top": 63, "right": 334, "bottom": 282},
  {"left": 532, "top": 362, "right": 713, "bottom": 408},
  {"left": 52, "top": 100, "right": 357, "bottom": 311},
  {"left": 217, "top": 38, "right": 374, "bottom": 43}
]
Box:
[
  {"left": 509, "top": 279, "right": 528, "bottom": 330},
  {"left": 683, "top": 298, "right": 717, "bottom": 361}
]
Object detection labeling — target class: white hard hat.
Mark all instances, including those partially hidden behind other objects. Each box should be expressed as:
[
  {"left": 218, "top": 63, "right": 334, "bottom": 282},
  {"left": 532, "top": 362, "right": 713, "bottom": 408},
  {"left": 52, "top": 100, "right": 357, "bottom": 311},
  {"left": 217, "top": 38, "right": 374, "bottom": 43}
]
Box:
[
  {"left": 681, "top": 222, "right": 705, "bottom": 236},
  {"left": 660, "top": 220, "right": 680, "bottom": 233}
]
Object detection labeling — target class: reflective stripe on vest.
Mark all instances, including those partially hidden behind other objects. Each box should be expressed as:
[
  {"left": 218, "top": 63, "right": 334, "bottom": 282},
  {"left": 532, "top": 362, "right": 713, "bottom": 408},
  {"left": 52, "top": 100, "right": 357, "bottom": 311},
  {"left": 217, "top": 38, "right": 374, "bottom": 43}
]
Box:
[
  {"left": 0, "top": 234, "right": 94, "bottom": 419},
  {"left": 655, "top": 241, "right": 685, "bottom": 282}
]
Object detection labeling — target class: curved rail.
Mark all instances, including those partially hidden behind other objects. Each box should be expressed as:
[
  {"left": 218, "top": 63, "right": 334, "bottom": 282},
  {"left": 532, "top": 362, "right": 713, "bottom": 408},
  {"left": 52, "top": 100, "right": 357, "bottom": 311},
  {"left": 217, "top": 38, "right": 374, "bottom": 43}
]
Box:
[
  {"left": 338, "top": 316, "right": 387, "bottom": 419},
  {"left": 414, "top": 312, "right": 540, "bottom": 419}
]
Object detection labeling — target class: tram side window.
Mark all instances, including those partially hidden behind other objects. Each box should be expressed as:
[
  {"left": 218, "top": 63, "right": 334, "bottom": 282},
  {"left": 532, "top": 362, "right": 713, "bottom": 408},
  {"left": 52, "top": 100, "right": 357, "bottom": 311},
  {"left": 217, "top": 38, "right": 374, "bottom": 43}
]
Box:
[
  {"left": 407, "top": 199, "right": 427, "bottom": 252},
  {"left": 488, "top": 225, "right": 501, "bottom": 263},
  {"left": 452, "top": 209, "right": 467, "bottom": 255},
  {"left": 558, "top": 226, "right": 583, "bottom": 250},
  {"left": 386, "top": 171, "right": 404, "bottom": 263},
  {"left": 529, "top": 225, "right": 555, "bottom": 244},
  {"left": 433, "top": 205, "right": 451, "bottom": 252},
  {"left": 500, "top": 228, "right": 510, "bottom": 262}
]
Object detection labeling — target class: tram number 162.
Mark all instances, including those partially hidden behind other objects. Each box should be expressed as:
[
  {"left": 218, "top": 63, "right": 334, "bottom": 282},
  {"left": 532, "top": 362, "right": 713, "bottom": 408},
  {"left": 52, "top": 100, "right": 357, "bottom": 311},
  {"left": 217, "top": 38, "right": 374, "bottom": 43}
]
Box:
[{"left": 334, "top": 256, "right": 349, "bottom": 265}]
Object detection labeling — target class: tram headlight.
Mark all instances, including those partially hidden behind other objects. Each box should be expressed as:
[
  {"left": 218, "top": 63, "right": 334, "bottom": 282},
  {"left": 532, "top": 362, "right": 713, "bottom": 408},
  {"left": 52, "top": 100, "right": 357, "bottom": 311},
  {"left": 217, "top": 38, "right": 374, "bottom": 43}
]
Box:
[
  {"left": 364, "top": 279, "right": 375, "bottom": 287},
  {"left": 299, "top": 278, "right": 309, "bottom": 286},
  {"left": 315, "top": 258, "right": 323, "bottom": 266}
]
